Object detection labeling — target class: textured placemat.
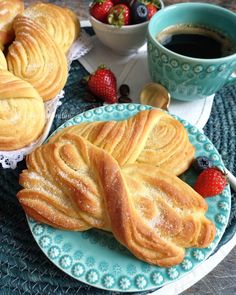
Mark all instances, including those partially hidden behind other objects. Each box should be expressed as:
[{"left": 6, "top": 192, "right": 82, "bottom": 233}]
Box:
[{"left": 0, "top": 58, "right": 236, "bottom": 295}]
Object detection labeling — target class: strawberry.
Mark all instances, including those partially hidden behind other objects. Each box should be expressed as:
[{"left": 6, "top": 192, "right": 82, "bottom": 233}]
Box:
[
  {"left": 146, "top": 3, "right": 158, "bottom": 19},
  {"left": 90, "top": 0, "right": 114, "bottom": 23},
  {"left": 87, "top": 65, "right": 118, "bottom": 104},
  {"left": 194, "top": 167, "right": 228, "bottom": 198},
  {"left": 107, "top": 4, "right": 130, "bottom": 26}
]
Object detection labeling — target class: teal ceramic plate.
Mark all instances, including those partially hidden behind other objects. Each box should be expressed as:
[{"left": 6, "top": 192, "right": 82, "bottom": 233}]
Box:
[{"left": 27, "top": 103, "right": 231, "bottom": 292}]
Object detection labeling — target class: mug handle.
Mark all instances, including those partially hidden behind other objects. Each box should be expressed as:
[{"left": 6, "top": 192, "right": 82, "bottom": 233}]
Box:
[{"left": 224, "top": 73, "right": 236, "bottom": 86}]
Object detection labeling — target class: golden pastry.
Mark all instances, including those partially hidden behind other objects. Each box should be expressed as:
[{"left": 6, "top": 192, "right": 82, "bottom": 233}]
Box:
[
  {"left": 6, "top": 15, "right": 68, "bottom": 101},
  {"left": 17, "top": 133, "right": 215, "bottom": 267},
  {"left": 50, "top": 109, "right": 195, "bottom": 175},
  {"left": 0, "top": 0, "right": 24, "bottom": 49},
  {"left": 0, "top": 50, "right": 7, "bottom": 69},
  {"left": 0, "top": 70, "right": 45, "bottom": 150},
  {"left": 22, "top": 3, "right": 80, "bottom": 53}
]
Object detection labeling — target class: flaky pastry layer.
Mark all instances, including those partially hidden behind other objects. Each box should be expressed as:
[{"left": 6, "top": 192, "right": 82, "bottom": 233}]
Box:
[
  {"left": 0, "top": 0, "right": 24, "bottom": 49},
  {"left": 50, "top": 109, "right": 195, "bottom": 175},
  {"left": 23, "top": 3, "right": 80, "bottom": 53},
  {"left": 0, "top": 50, "right": 7, "bottom": 70},
  {"left": 7, "top": 15, "right": 68, "bottom": 101},
  {"left": 0, "top": 70, "right": 45, "bottom": 150}
]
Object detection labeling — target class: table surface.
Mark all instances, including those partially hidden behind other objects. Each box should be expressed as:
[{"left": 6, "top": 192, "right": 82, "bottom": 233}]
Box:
[{"left": 10, "top": 1, "right": 236, "bottom": 295}]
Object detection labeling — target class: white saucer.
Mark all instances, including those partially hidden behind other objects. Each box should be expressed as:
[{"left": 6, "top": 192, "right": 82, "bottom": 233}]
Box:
[{"left": 79, "top": 36, "right": 214, "bottom": 130}]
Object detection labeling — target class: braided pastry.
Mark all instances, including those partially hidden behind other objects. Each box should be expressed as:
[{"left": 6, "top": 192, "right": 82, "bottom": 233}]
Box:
[
  {"left": 6, "top": 15, "right": 68, "bottom": 101},
  {"left": 17, "top": 133, "right": 215, "bottom": 267},
  {"left": 22, "top": 3, "right": 80, "bottom": 53},
  {"left": 0, "top": 0, "right": 24, "bottom": 49},
  {"left": 50, "top": 109, "right": 195, "bottom": 175},
  {"left": 0, "top": 70, "right": 45, "bottom": 150}
]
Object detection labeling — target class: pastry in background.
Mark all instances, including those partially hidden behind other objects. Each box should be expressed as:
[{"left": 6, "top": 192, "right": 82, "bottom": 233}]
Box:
[
  {"left": 17, "top": 133, "right": 215, "bottom": 267},
  {"left": 22, "top": 3, "right": 80, "bottom": 53},
  {"left": 0, "top": 50, "right": 7, "bottom": 69},
  {"left": 0, "top": 0, "right": 24, "bottom": 50},
  {"left": 7, "top": 15, "right": 68, "bottom": 101},
  {"left": 0, "top": 70, "right": 45, "bottom": 150},
  {"left": 50, "top": 109, "right": 195, "bottom": 175}
]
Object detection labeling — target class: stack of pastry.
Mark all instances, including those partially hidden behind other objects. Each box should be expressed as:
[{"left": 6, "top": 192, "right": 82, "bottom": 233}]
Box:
[
  {"left": 0, "top": 0, "right": 80, "bottom": 150},
  {"left": 17, "top": 109, "right": 216, "bottom": 267}
]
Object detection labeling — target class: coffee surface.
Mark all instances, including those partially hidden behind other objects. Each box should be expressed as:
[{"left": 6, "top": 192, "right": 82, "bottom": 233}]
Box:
[{"left": 156, "top": 25, "right": 236, "bottom": 59}]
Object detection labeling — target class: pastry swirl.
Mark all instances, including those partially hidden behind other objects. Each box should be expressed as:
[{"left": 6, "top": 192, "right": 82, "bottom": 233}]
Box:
[
  {"left": 50, "top": 109, "right": 195, "bottom": 175},
  {"left": 0, "top": 70, "right": 45, "bottom": 150},
  {"left": 17, "top": 133, "right": 215, "bottom": 267},
  {"left": 22, "top": 3, "right": 80, "bottom": 53},
  {"left": 6, "top": 15, "right": 68, "bottom": 101}
]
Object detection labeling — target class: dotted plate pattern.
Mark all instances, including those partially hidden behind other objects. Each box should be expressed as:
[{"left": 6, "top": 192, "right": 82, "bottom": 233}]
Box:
[{"left": 27, "top": 103, "right": 231, "bottom": 292}]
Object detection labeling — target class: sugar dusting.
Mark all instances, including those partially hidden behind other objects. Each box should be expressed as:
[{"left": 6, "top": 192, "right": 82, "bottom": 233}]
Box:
[
  {"left": 0, "top": 8, "right": 8, "bottom": 16},
  {"left": 28, "top": 171, "right": 78, "bottom": 209},
  {"left": 147, "top": 213, "right": 162, "bottom": 229}
]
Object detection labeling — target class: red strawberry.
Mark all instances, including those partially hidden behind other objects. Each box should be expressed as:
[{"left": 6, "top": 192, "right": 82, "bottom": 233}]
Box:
[
  {"left": 90, "top": 0, "right": 114, "bottom": 23},
  {"left": 146, "top": 3, "right": 158, "bottom": 20},
  {"left": 107, "top": 4, "right": 130, "bottom": 26},
  {"left": 87, "top": 65, "right": 118, "bottom": 104},
  {"left": 194, "top": 167, "right": 228, "bottom": 198}
]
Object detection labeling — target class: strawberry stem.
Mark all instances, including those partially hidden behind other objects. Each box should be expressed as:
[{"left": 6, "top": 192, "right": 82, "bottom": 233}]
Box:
[
  {"left": 107, "top": 6, "right": 126, "bottom": 27},
  {"left": 97, "top": 64, "right": 107, "bottom": 70},
  {"left": 81, "top": 76, "right": 89, "bottom": 84},
  {"left": 94, "top": 0, "right": 106, "bottom": 4},
  {"left": 140, "top": 0, "right": 161, "bottom": 8}
]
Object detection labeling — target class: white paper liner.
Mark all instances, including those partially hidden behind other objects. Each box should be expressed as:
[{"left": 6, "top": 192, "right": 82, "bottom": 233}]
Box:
[{"left": 0, "top": 30, "right": 93, "bottom": 169}]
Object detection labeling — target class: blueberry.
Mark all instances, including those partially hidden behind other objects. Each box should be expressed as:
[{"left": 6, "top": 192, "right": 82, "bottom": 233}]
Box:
[
  {"left": 119, "top": 84, "right": 130, "bottom": 96},
  {"left": 193, "top": 156, "right": 212, "bottom": 173},
  {"left": 118, "top": 96, "right": 132, "bottom": 103},
  {"left": 131, "top": 1, "right": 148, "bottom": 24}
]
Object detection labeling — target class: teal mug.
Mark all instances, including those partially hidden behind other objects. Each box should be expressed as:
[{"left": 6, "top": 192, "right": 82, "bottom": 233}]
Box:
[{"left": 147, "top": 3, "right": 236, "bottom": 101}]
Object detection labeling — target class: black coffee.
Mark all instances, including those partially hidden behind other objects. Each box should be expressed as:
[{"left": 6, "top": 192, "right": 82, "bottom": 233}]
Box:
[{"left": 156, "top": 25, "right": 236, "bottom": 59}]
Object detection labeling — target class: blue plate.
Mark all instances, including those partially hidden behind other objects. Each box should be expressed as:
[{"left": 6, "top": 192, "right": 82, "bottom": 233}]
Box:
[{"left": 27, "top": 103, "right": 231, "bottom": 292}]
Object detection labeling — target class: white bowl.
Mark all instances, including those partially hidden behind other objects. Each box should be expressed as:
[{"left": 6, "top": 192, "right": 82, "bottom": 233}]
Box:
[{"left": 89, "top": 0, "right": 164, "bottom": 55}]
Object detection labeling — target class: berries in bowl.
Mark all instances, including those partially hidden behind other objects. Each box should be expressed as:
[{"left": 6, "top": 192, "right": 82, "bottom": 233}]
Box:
[{"left": 89, "top": 0, "right": 164, "bottom": 55}]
